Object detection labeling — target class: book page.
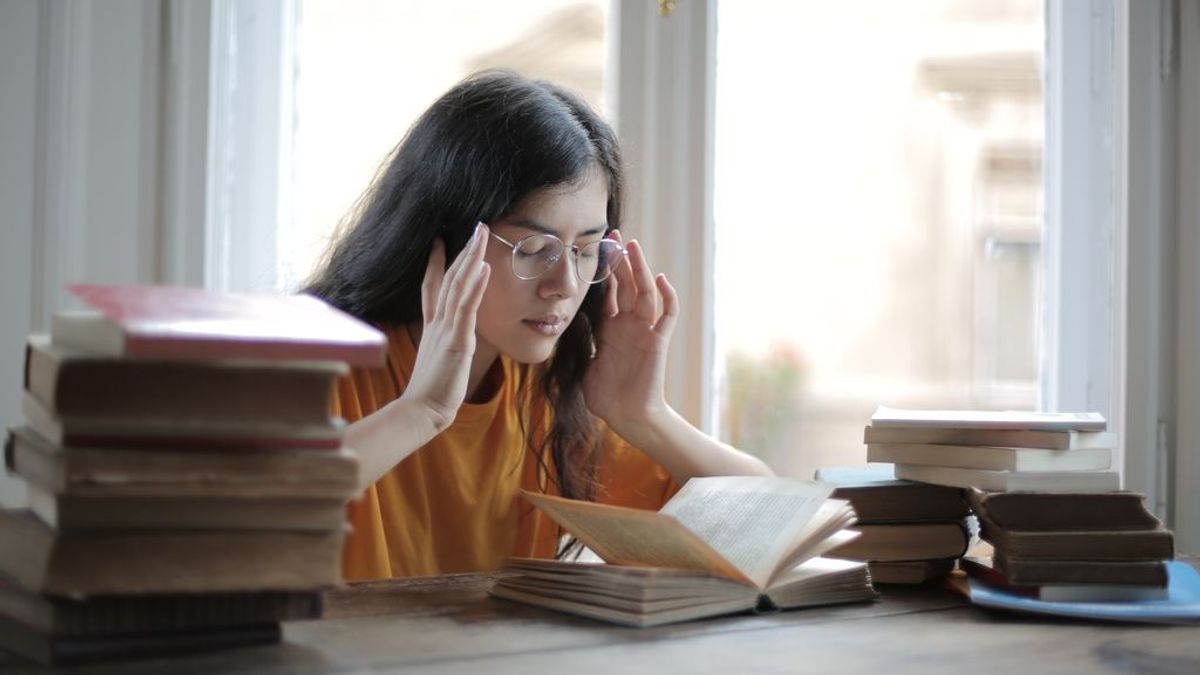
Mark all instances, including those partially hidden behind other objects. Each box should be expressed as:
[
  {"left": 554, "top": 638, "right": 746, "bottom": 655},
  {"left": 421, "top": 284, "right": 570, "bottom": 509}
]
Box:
[
  {"left": 658, "top": 477, "right": 833, "bottom": 589},
  {"left": 521, "top": 492, "right": 751, "bottom": 584}
]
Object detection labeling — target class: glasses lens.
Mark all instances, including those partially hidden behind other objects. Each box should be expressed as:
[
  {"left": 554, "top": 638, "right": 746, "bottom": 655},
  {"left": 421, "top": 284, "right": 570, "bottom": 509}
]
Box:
[
  {"left": 512, "top": 234, "right": 564, "bottom": 279},
  {"left": 579, "top": 240, "right": 625, "bottom": 283}
]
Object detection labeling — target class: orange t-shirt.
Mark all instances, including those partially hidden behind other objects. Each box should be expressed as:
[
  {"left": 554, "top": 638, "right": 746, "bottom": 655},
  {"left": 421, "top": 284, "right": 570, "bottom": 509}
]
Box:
[{"left": 333, "top": 326, "right": 678, "bottom": 580}]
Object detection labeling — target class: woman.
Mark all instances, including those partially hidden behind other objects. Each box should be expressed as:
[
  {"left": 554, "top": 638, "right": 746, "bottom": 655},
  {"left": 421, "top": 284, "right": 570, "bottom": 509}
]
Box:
[{"left": 306, "top": 71, "right": 771, "bottom": 580}]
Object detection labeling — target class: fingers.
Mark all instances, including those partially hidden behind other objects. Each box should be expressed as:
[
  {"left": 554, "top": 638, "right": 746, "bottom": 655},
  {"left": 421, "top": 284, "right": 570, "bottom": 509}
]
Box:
[
  {"left": 627, "top": 240, "right": 658, "bottom": 322},
  {"left": 652, "top": 273, "right": 678, "bottom": 337},
  {"left": 611, "top": 230, "right": 638, "bottom": 314},
  {"left": 453, "top": 261, "right": 490, "bottom": 337},
  {"left": 421, "top": 239, "right": 447, "bottom": 324},
  {"left": 437, "top": 223, "right": 489, "bottom": 319}
]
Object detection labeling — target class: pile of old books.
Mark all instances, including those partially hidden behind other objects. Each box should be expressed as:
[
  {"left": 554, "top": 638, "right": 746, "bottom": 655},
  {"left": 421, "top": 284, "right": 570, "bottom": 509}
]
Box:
[
  {"left": 814, "top": 465, "right": 969, "bottom": 585},
  {"left": 0, "top": 284, "right": 384, "bottom": 664},
  {"left": 961, "top": 488, "right": 1175, "bottom": 602},
  {"left": 863, "top": 406, "right": 1120, "bottom": 492}
]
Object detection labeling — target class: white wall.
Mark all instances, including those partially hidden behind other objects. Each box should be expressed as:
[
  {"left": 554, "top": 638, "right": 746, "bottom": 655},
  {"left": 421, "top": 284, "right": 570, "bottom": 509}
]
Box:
[{"left": 0, "top": 0, "right": 170, "bottom": 506}]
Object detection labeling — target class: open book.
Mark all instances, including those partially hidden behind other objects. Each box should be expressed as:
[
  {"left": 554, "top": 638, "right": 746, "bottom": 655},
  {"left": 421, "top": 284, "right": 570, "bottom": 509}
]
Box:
[{"left": 490, "top": 477, "right": 878, "bottom": 627}]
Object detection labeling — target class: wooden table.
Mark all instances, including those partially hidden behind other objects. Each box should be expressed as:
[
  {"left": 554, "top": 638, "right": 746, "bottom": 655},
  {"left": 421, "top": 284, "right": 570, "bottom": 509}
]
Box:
[{"left": 3, "top": 559, "right": 1199, "bottom": 674}]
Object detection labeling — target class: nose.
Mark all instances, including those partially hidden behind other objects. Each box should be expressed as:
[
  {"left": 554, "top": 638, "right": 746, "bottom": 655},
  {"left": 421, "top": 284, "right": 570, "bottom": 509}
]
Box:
[{"left": 538, "top": 248, "right": 581, "bottom": 299}]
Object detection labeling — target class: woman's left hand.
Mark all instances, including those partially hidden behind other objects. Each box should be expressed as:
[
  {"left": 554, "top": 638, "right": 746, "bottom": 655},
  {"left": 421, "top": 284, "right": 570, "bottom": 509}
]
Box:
[{"left": 582, "top": 231, "right": 678, "bottom": 439}]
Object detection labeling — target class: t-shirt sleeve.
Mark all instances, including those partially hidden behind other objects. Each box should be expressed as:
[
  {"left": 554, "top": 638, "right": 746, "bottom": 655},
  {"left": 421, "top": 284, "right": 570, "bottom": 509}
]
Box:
[{"left": 592, "top": 422, "right": 681, "bottom": 510}]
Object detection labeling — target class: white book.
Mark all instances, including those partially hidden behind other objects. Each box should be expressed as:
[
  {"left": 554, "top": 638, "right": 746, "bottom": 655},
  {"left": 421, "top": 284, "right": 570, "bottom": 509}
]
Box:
[
  {"left": 867, "top": 443, "right": 1112, "bottom": 472},
  {"left": 862, "top": 425, "right": 1117, "bottom": 450},
  {"left": 870, "top": 406, "right": 1107, "bottom": 431},
  {"left": 894, "top": 464, "right": 1121, "bottom": 493}
]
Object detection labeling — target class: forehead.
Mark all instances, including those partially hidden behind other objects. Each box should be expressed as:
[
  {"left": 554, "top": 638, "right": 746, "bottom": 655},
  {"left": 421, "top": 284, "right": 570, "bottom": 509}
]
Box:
[{"left": 500, "top": 169, "right": 609, "bottom": 238}]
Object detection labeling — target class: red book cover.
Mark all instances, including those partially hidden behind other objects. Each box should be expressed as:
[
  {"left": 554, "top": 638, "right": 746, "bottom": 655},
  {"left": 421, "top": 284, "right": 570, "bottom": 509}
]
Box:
[{"left": 57, "top": 284, "right": 386, "bottom": 367}]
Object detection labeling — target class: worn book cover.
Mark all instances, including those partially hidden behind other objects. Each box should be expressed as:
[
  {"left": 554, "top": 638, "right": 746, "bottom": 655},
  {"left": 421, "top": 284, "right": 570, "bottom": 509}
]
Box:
[
  {"left": 965, "top": 488, "right": 1161, "bottom": 531},
  {"left": 863, "top": 424, "right": 1117, "bottom": 450},
  {"left": 54, "top": 284, "right": 386, "bottom": 367},
  {"left": 0, "top": 575, "right": 321, "bottom": 638},
  {"left": 813, "top": 465, "right": 968, "bottom": 523},
  {"left": 490, "top": 477, "right": 878, "bottom": 627},
  {"left": 21, "top": 392, "right": 345, "bottom": 451},
  {"left": 867, "top": 559, "right": 957, "bottom": 585},
  {"left": 0, "top": 509, "right": 345, "bottom": 596},
  {"left": 894, "top": 463, "right": 1120, "bottom": 493},
  {"left": 827, "top": 520, "right": 970, "bottom": 562},
  {"left": 866, "top": 442, "right": 1112, "bottom": 472},
  {"left": 6, "top": 426, "right": 359, "bottom": 498},
  {"left": 25, "top": 335, "right": 346, "bottom": 426},
  {"left": 992, "top": 550, "right": 1168, "bottom": 587},
  {"left": 956, "top": 561, "right": 1200, "bottom": 624},
  {"left": 869, "top": 406, "right": 1106, "bottom": 431}
]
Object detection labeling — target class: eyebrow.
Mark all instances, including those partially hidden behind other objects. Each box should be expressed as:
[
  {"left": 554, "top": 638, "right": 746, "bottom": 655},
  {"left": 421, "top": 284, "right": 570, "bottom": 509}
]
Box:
[{"left": 511, "top": 219, "right": 608, "bottom": 239}]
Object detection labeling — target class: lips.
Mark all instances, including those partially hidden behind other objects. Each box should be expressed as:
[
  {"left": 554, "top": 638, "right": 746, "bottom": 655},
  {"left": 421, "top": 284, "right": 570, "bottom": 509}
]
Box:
[{"left": 522, "top": 314, "right": 568, "bottom": 336}]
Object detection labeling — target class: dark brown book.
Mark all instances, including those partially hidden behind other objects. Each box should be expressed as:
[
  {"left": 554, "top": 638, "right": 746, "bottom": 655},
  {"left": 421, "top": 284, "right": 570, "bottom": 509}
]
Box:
[
  {"left": 23, "top": 482, "right": 350, "bottom": 532},
  {"left": 814, "top": 465, "right": 968, "bottom": 523},
  {"left": 0, "top": 612, "right": 280, "bottom": 666},
  {"left": 22, "top": 391, "right": 344, "bottom": 451},
  {"left": 867, "top": 559, "right": 957, "bottom": 585},
  {"left": 975, "top": 506, "right": 1174, "bottom": 561},
  {"left": 959, "top": 557, "right": 1170, "bottom": 602},
  {"left": 827, "top": 520, "right": 969, "bottom": 562},
  {"left": 25, "top": 335, "right": 346, "bottom": 426},
  {"left": 6, "top": 426, "right": 360, "bottom": 500},
  {"left": 0, "top": 575, "right": 320, "bottom": 638},
  {"left": 991, "top": 550, "right": 1168, "bottom": 587},
  {"left": 966, "top": 488, "right": 1161, "bottom": 531},
  {"left": 0, "top": 509, "right": 344, "bottom": 596}
]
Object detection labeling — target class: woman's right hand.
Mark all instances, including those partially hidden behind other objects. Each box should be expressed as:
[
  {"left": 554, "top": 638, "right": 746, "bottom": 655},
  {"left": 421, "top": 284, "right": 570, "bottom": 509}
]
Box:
[{"left": 401, "top": 223, "right": 491, "bottom": 432}]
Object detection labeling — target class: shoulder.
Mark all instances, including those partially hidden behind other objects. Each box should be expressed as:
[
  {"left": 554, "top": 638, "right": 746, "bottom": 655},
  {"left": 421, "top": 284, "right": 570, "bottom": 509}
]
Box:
[{"left": 332, "top": 324, "right": 413, "bottom": 422}]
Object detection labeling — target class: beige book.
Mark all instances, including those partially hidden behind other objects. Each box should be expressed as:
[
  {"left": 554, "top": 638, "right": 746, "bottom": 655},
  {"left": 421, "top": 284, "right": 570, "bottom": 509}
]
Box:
[{"left": 490, "top": 477, "right": 878, "bottom": 627}]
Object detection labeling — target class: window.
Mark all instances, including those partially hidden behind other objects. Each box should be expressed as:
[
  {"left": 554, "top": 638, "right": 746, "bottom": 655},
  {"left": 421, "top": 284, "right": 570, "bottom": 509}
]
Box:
[
  {"left": 712, "top": 0, "right": 1045, "bottom": 478},
  {"left": 279, "top": 0, "right": 610, "bottom": 293}
]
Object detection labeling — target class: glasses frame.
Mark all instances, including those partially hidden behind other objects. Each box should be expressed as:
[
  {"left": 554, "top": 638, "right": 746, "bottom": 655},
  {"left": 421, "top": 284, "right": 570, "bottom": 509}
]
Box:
[{"left": 488, "top": 231, "right": 626, "bottom": 285}]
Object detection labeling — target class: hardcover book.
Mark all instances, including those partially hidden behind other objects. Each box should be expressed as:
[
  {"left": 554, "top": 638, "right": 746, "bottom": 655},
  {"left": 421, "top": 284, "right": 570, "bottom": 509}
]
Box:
[
  {"left": 869, "top": 406, "right": 1106, "bottom": 431},
  {"left": 866, "top": 442, "right": 1112, "bottom": 472},
  {"left": 22, "top": 392, "right": 344, "bottom": 451},
  {"left": 954, "top": 560, "right": 1200, "bottom": 624},
  {"left": 827, "top": 520, "right": 970, "bottom": 563},
  {"left": 812, "top": 465, "right": 968, "bottom": 523},
  {"left": 894, "top": 463, "right": 1120, "bottom": 493},
  {"left": 965, "top": 488, "right": 1162, "bottom": 531},
  {"left": 0, "top": 509, "right": 345, "bottom": 595},
  {"left": 0, "top": 576, "right": 321, "bottom": 638},
  {"left": 489, "top": 477, "right": 878, "bottom": 627},
  {"left": 991, "top": 550, "right": 1168, "bottom": 587},
  {"left": 53, "top": 284, "right": 386, "bottom": 367},
  {"left": 6, "top": 426, "right": 360, "bottom": 498},
  {"left": 863, "top": 424, "right": 1117, "bottom": 450},
  {"left": 25, "top": 335, "right": 346, "bottom": 426}
]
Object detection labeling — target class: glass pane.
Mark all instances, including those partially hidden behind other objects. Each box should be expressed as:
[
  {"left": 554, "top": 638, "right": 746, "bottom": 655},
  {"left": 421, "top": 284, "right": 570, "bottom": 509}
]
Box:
[
  {"left": 713, "top": 0, "right": 1045, "bottom": 478},
  {"left": 280, "top": 0, "right": 610, "bottom": 292}
]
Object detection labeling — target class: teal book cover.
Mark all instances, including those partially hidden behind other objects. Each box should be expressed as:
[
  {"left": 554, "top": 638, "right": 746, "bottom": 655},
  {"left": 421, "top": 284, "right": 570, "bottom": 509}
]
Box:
[{"left": 968, "top": 561, "right": 1200, "bottom": 624}]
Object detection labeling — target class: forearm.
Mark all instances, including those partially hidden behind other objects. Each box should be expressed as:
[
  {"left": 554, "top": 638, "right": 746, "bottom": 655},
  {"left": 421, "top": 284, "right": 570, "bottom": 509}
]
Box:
[
  {"left": 346, "top": 397, "right": 443, "bottom": 491},
  {"left": 620, "top": 406, "right": 774, "bottom": 484}
]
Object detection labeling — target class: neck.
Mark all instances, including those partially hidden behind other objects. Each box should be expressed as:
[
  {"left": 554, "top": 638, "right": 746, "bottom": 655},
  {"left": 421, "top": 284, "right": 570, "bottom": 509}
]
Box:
[{"left": 406, "top": 321, "right": 500, "bottom": 403}]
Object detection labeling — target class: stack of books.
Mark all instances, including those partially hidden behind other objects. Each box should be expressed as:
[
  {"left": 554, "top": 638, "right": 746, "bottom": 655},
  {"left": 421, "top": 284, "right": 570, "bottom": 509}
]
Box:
[
  {"left": 864, "top": 406, "right": 1120, "bottom": 492},
  {"left": 961, "top": 488, "right": 1175, "bottom": 602},
  {"left": 0, "top": 284, "right": 385, "bottom": 664},
  {"left": 814, "top": 465, "right": 970, "bottom": 585}
]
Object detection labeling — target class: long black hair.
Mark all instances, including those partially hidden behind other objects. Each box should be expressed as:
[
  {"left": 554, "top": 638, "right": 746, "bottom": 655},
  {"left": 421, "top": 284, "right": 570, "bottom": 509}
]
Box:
[{"left": 305, "top": 70, "right": 622, "bottom": 524}]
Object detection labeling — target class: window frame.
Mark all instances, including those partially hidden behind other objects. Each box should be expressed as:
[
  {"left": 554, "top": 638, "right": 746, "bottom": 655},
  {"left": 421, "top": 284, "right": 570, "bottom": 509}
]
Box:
[{"left": 204, "top": 0, "right": 1196, "bottom": 546}]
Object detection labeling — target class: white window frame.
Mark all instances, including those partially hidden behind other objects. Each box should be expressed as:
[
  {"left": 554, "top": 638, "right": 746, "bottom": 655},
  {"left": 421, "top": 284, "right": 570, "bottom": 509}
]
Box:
[{"left": 206, "top": 0, "right": 1198, "bottom": 547}]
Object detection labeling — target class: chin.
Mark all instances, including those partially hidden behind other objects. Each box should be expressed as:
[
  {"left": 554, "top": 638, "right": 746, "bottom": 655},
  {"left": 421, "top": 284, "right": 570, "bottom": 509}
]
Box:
[{"left": 504, "top": 339, "right": 558, "bottom": 365}]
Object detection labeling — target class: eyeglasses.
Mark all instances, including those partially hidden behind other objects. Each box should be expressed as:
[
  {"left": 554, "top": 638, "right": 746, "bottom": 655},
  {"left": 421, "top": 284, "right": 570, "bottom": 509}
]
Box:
[{"left": 489, "top": 231, "right": 626, "bottom": 284}]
